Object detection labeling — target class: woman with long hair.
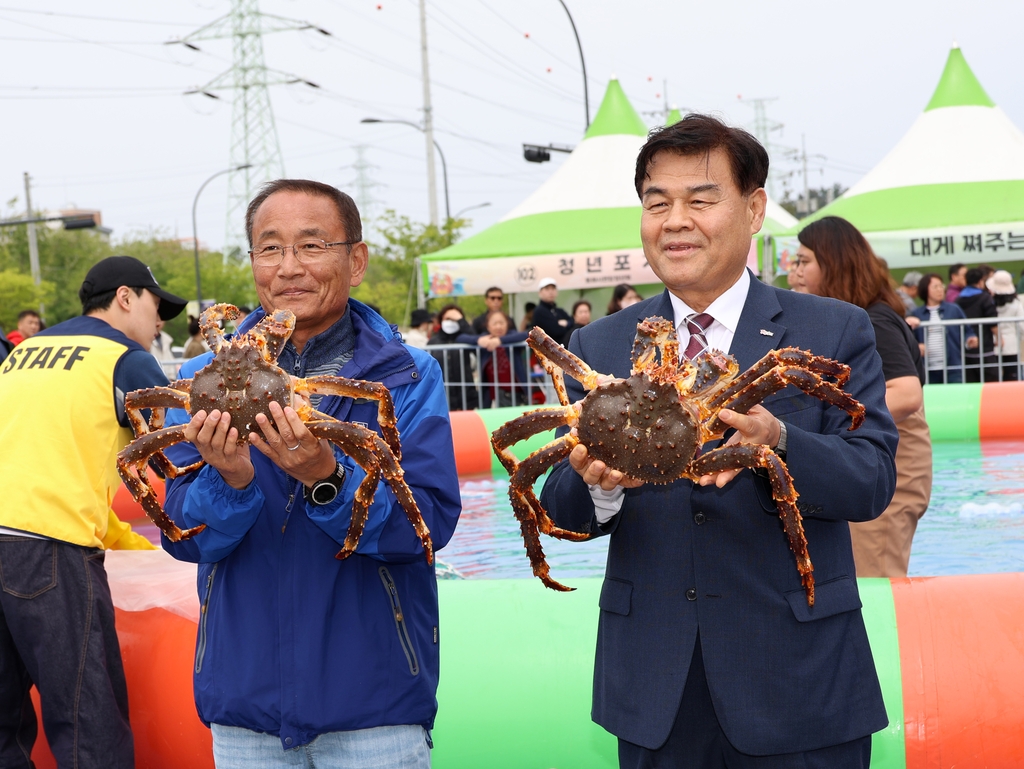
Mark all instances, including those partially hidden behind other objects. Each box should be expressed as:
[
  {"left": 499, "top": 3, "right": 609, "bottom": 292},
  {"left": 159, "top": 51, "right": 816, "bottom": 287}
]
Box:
[
  {"left": 795, "top": 216, "right": 931, "bottom": 578},
  {"left": 606, "top": 284, "right": 642, "bottom": 315}
]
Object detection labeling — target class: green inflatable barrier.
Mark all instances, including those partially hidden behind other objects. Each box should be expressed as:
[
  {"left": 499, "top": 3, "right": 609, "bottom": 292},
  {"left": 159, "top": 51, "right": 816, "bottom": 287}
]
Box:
[{"left": 433, "top": 578, "right": 906, "bottom": 769}]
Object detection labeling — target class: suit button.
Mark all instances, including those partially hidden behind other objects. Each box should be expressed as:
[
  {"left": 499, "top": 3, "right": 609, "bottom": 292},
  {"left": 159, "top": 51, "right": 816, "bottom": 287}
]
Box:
[
  {"left": 686, "top": 588, "right": 697, "bottom": 601},
  {"left": 694, "top": 512, "right": 706, "bottom": 525}
]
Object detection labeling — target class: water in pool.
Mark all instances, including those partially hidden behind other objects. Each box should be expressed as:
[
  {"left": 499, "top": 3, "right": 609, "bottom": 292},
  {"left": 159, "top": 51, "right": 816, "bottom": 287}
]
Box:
[{"left": 435, "top": 440, "right": 1024, "bottom": 580}]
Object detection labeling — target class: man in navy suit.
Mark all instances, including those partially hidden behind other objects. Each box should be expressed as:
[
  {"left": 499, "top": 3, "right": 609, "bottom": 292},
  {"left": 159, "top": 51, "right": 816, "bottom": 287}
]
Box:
[{"left": 540, "top": 115, "right": 896, "bottom": 768}]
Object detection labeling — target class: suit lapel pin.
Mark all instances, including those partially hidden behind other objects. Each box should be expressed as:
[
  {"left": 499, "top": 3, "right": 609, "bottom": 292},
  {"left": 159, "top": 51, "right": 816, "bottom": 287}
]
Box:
[{"left": 760, "top": 329, "right": 774, "bottom": 337}]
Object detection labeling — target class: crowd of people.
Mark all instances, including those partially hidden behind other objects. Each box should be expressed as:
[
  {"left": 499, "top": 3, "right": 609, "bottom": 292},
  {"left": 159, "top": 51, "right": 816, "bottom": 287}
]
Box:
[
  {"left": 412, "top": 280, "right": 642, "bottom": 412},
  {"left": 790, "top": 257, "right": 1024, "bottom": 384},
  {"left": 1, "top": 112, "right": 1023, "bottom": 769}
]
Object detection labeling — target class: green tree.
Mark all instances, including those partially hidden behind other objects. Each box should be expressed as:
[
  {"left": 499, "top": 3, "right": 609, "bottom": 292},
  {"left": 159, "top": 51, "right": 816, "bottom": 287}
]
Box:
[
  {"left": 357, "top": 211, "right": 472, "bottom": 325},
  {"left": 0, "top": 270, "right": 55, "bottom": 332},
  {"left": 0, "top": 216, "right": 256, "bottom": 344}
]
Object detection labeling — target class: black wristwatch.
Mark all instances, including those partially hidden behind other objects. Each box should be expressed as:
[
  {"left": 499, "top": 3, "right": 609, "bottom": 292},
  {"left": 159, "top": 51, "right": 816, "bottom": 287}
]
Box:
[{"left": 303, "top": 461, "right": 346, "bottom": 507}]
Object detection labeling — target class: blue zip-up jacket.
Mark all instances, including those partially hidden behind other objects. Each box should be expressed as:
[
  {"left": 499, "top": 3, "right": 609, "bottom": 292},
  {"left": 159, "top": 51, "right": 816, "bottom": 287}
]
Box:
[{"left": 160, "top": 300, "right": 461, "bottom": 749}]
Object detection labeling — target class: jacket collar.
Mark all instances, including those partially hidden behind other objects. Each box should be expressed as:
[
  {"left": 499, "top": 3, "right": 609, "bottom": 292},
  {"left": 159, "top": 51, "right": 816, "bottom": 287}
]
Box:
[{"left": 239, "top": 300, "right": 416, "bottom": 388}]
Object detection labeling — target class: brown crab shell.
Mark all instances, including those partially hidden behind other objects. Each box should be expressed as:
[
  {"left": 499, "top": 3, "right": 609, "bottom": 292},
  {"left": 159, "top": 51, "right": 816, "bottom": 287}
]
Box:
[
  {"left": 576, "top": 376, "right": 700, "bottom": 484},
  {"left": 188, "top": 344, "right": 293, "bottom": 444}
]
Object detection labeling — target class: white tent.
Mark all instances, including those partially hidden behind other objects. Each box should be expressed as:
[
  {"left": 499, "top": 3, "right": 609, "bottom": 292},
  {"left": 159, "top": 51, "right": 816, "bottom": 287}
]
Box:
[
  {"left": 423, "top": 81, "right": 794, "bottom": 299},
  {"left": 776, "top": 45, "right": 1024, "bottom": 271}
]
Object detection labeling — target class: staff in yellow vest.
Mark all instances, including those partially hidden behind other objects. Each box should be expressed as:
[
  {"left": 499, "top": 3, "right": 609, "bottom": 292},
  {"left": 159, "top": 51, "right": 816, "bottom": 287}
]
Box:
[{"left": 0, "top": 255, "right": 186, "bottom": 769}]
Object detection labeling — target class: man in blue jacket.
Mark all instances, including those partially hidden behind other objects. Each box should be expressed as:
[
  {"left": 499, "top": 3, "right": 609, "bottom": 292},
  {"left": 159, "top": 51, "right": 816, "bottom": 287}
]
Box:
[
  {"left": 540, "top": 116, "right": 897, "bottom": 768},
  {"left": 161, "top": 180, "right": 461, "bottom": 768}
]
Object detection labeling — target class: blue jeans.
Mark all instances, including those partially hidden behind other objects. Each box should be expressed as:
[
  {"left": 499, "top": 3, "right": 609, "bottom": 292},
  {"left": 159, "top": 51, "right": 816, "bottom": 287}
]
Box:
[
  {"left": 211, "top": 723, "right": 431, "bottom": 769},
  {"left": 0, "top": 537, "right": 134, "bottom": 769}
]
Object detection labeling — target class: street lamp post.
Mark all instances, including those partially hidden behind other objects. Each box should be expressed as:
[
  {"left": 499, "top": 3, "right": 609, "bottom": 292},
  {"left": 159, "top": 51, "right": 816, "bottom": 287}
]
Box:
[
  {"left": 361, "top": 118, "right": 450, "bottom": 222},
  {"left": 192, "top": 164, "right": 251, "bottom": 308},
  {"left": 453, "top": 202, "right": 491, "bottom": 220},
  {"left": 554, "top": 0, "right": 590, "bottom": 130}
]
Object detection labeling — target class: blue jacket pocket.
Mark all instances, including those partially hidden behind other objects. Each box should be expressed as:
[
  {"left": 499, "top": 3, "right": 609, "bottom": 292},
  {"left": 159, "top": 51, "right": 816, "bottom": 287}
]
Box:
[
  {"left": 599, "top": 578, "right": 633, "bottom": 616},
  {"left": 785, "top": 576, "right": 862, "bottom": 622}
]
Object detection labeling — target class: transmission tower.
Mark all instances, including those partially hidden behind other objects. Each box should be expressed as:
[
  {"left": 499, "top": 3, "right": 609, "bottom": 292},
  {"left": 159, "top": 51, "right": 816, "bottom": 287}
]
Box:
[
  {"left": 737, "top": 97, "right": 791, "bottom": 199},
  {"left": 172, "top": 1, "right": 329, "bottom": 256},
  {"left": 346, "top": 145, "right": 384, "bottom": 225}
]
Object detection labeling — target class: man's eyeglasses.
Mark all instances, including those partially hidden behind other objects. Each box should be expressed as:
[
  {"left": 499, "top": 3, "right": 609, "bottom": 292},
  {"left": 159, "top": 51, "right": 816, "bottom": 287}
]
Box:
[
  {"left": 249, "top": 239, "right": 359, "bottom": 267},
  {"left": 486, "top": 294, "right": 503, "bottom": 301}
]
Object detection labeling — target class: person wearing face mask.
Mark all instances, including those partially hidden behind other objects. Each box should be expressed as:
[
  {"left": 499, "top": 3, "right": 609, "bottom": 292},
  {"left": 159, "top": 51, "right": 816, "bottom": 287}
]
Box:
[{"left": 428, "top": 303, "right": 480, "bottom": 410}]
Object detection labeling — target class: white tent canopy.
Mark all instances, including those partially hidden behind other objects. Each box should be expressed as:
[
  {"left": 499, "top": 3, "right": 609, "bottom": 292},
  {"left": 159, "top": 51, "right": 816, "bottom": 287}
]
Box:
[
  {"left": 776, "top": 45, "right": 1024, "bottom": 271},
  {"left": 423, "top": 80, "right": 794, "bottom": 300}
]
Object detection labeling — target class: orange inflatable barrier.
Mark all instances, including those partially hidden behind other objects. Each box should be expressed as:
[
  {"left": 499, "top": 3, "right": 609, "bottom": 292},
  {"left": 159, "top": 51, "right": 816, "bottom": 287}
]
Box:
[
  {"left": 112, "top": 475, "right": 164, "bottom": 521},
  {"left": 893, "top": 572, "right": 1024, "bottom": 768},
  {"left": 26, "top": 558, "right": 1024, "bottom": 768},
  {"left": 31, "top": 605, "right": 212, "bottom": 769}
]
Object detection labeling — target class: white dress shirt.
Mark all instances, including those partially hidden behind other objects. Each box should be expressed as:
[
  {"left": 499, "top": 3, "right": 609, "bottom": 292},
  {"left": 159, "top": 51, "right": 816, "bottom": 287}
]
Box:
[{"left": 590, "top": 270, "right": 753, "bottom": 523}]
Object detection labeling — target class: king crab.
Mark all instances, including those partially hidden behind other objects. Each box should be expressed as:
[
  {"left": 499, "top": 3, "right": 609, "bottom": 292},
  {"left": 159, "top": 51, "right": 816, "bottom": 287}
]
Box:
[
  {"left": 116, "top": 303, "right": 432, "bottom": 563},
  {"left": 491, "top": 316, "right": 866, "bottom": 606}
]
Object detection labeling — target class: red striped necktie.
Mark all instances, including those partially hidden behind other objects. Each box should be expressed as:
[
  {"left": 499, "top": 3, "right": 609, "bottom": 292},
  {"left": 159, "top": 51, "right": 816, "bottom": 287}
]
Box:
[{"left": 683, "top": 313, "right": 714, "bottom": 361}]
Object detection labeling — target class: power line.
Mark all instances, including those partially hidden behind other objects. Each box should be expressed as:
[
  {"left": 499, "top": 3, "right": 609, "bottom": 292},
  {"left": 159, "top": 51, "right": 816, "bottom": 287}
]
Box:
[
  {"left": 0, "top": 12, "right": 220, "bottom": 67},
  {"left": 0, "top": 6, "right": 202, "bottom": 25},
  {"left": 424, "top": 1, "right": 582, "bottom": 103},
  {"left": 173, "top": 0, "right": 328, "bottom": 255}
]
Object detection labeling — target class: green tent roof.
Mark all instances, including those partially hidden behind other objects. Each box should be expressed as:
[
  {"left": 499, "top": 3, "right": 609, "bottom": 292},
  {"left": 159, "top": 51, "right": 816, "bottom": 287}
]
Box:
[
  {"left": 666, "top": 107, "right": 683, "bottom": 126},
  {"left": 583, "top": 79, "right": 649, "bottom": 139},
  {"left": 924, "top": 46, "right": 994, "bottom": 111}
]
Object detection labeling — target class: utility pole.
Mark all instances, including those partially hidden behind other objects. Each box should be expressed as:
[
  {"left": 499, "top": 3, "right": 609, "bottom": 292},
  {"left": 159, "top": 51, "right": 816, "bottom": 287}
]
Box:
[
  {"left": 801, "top": 134, "right": 809, "bottom": 215},
  {"left": 418, "top": 0, "right": 439, "bottom": 226},
  {"left": 171, "top": 0, "right": 328, "bottom": 256},
  {"left": 22, "top": 173, "right": 40, "bottom": 288}
]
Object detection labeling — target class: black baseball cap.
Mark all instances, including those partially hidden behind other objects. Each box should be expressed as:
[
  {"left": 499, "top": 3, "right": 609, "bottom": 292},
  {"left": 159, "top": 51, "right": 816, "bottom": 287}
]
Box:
[{"left": 79, "top": 256, "right": 188, "bottom": 320}]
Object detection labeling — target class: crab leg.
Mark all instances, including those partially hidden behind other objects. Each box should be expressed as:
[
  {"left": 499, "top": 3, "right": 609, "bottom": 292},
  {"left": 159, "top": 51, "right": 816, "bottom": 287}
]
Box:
[
  {"left": 200, "top": 304, "right": 239, "bottom": 353},
  {"left": 687, "top": 444, "right": 814, "bottom": 606},
  {"left": 248, "top": 309, "right": 297, "bottom": 362},
  {"left": 529, "top": 327, "right": 604, "bottom": 401},
  {"left": 305, "top": 419, "right": 432, "bottom": 564},
  {"left": 707, "top": 348, "right": 852, "bottom": 414},
  {"left": 298, "top": 376, "right": 403, "bottom": 460},
  {"left": 494, "top": 429, "right": 589, "bottom": 544},
  {"left": 491, "top": 407, "right": 591, "bottom": 591},
  {"left": 707, "top": 365, "right": 865, "bottom": 436},
  {"left": 490, "top": 407, "right": 575, "bottom": 475},
  {"left": 631, "top": 316, "right": 681, "bottom": 376},
  {"left": 116, "top": 426, "right": 208, "bottom": 543},
  {"left": 124, "top": 386, "right": 190, "bottom": 436},
  {"left": 495, "top": 433, "right": 582, "bottom": 592}
]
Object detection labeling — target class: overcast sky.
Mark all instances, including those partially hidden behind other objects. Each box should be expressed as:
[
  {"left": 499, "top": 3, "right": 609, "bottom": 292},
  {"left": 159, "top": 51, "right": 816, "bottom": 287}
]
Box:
[{"left": 1, "top": 0, "right": 1021, "bottom": 253}]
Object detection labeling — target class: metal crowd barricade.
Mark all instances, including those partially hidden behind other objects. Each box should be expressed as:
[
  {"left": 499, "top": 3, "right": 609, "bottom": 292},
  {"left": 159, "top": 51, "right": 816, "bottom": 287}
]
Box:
[
  {"left": 916, "top": 315, "right": 1024, "bottom": 384},
  {"left": 154, "top": 358, "right": 183, "bottom": 380},
  {"left": 426, "top": 340, "right": 554, "bottom": 411}
]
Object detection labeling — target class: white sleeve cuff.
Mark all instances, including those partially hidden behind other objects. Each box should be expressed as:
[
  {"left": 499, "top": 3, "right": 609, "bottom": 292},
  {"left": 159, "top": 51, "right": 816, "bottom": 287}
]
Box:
[{"left": 589, "top": 483, "right": 626, "bottom": 524}]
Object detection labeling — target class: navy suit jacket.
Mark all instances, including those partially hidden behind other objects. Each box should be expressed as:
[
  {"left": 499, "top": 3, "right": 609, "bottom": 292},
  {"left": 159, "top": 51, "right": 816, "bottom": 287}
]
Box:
[{"left": 540, "top": 274, "right": 897, "bottom": 755}]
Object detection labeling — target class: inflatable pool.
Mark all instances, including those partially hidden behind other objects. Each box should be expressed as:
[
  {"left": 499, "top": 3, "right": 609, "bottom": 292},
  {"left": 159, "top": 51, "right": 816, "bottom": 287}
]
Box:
[{"left": 33, "top": 381, "right": 1024, "bottom": 768}]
